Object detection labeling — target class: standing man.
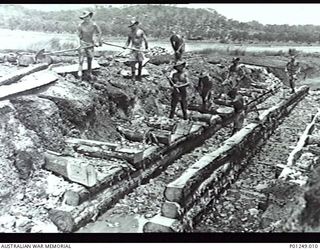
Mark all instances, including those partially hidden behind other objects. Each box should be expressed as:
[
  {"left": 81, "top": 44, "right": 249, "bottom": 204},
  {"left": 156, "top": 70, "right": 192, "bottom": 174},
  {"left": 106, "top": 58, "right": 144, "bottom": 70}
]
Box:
[
  {"left": 285, "top": 56, "right": 301, "bottom": 93},
  {"left": 168, "top": 60, "right": 189, "bottom": 120},
  {"left": 222, "top": 57, "right": 245, "bottom": 94},
  {"left": 77, "top": 11, "right": 102, "bottom": 80},
  {"left": 170, "top": 31, "right": 185, "bottom": 62},
  {"left": 197, "top": 71, "right": 213, "bottom": 111},
  {"left": 213, "top": 88, "right": 245, "bottom": 135},
  {"left": 126, "top": 20, "right": 149, "bottom": 81}
]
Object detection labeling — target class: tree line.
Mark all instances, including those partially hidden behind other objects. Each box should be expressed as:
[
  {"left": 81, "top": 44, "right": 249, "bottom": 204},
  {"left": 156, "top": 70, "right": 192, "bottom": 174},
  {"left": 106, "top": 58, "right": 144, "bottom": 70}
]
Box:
[{"left": 1, "top": 4, "right": 320, "bottom": 44}]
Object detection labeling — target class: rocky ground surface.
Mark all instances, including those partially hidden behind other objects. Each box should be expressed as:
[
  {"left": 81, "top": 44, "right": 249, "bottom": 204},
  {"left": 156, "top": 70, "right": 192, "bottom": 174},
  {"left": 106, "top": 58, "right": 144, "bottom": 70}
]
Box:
[{"left": 0, "top": 47, "right": 320, "bottom": 232}]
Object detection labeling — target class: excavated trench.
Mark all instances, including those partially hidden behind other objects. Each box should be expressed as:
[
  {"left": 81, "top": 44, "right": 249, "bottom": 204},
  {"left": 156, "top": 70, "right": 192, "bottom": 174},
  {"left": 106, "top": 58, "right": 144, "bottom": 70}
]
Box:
[{"left": 0, "top": 50, "right": 317, "bottom": 233}]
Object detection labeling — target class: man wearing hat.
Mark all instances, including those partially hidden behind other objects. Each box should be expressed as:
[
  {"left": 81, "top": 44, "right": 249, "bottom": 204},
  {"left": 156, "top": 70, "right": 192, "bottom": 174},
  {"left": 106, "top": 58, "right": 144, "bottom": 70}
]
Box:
[
  {"left": 213, "top": 87, "right": 245, "bottom": 135},
  {"left": 285, "top": 56, "right": 301, "bottom": 93},
  {"left": 77, "top": 11, "right": 102, "bottom": 80},
  {"left": 125, "top": 20, "right": 149, "bottom": 81},
  {"left": 168, "top": 60, "right": 190, "bottom": 120},
  {"left": 222, "top": 57, "right": 245, "bottom": 94},
  {"left": 197, "top": 71, "right": 214, "bottom": 111},
  {"left": 170, "top": 30, "right": 185, "bottom": 62}
]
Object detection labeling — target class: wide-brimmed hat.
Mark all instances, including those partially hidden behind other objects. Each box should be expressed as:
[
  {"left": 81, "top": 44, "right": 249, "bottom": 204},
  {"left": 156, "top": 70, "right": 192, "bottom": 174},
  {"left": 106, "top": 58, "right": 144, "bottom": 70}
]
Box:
[
  {"left": 173, "top": 60, "right": 186, "bottom": 69},
  {"left": 128, "top": 20, "right": 139, "bottom": 27},
  {"left": 79, "top": 11, "right": 93, "bottom": 19},
  {"left": 232, "top": 57, "right": 240, "bottom": 62}
]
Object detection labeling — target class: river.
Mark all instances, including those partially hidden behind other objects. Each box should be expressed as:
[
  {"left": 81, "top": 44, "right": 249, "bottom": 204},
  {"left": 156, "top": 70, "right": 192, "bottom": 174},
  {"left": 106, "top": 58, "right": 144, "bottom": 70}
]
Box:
[{"left": 1, "top": 28, "right": 320, "bottom": 54}]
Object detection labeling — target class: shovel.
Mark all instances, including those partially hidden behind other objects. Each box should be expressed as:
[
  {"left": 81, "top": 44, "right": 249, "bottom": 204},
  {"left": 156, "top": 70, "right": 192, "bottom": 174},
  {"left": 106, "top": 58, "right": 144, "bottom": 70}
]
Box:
[
  {"left": 102, "top": 41, "right": 148, "bottom": 53},
  {"left": 35, "top": 44, "right": 94, "bottom": 61}
]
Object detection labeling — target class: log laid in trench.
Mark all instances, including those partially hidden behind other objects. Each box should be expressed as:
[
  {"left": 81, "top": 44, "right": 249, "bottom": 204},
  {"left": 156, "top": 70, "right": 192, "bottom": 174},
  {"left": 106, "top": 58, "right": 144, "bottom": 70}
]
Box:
[{"left": 0, "top": 63, "right": 49, "bottom": 86}]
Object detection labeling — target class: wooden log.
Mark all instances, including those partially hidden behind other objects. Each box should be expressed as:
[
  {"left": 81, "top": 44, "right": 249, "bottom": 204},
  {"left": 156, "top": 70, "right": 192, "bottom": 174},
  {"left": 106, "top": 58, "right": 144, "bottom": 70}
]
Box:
[
  {"left": 44, "top": 152, "right": 97, "bottom": 187},
  {"left": 65, "top": 137, "right": 118, "bottom": 150},
  {"left": 0, "top": 70, "right": 58, "bottom": 100},
  {"left": 177, "top": 110, "right": 221, "bottom": 124},
  {"left": 161, "top": 201, "right": 183, "bottom": 219},
  {"left": 286, "top": 109, "right": 320, "bottom": 167},
  {"left": 143, "top": 214, "right": 180, "bottom": 233},
  {"left": 117, "top": 126, "right": 174, "bottom": 146},
  {"left": 307, "top": 135, "right": 320, "bottom": 146},
  {"left": 0, "top": 63, "right": 48, "bottom": 86},
  {"left": 307, "top": 145, "right": 320, "bottom": 155},
  {"left": 74, "top": 144, "right": 143, "bottom": 165}
]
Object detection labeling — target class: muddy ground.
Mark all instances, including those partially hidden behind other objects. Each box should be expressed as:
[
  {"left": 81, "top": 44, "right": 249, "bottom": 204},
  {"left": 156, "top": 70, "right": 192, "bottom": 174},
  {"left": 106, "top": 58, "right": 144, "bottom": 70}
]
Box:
[{"left": 1, "top": 48, "right": 320, "bottom": 232}]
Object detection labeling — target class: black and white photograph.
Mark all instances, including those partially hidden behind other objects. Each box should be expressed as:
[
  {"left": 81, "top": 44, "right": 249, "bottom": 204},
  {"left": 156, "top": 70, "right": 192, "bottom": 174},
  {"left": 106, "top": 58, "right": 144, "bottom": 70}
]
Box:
[{"left": 1, "top": 3, "right": 320, "bottom": 238}]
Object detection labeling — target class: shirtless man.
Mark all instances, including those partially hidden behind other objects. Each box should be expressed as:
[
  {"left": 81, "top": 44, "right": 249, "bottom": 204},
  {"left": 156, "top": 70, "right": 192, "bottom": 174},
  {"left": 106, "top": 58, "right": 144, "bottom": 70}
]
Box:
[
  {"left": 125, "top": 20, "right": 149, "bottom": 81},
  {"left": 285, "top": 56, "right": 301, "bottom": 93},
  {"left": 170, "top": 31, "right": 185, "bottom": 62},
  {"left": 168, "top": 60, "right": 190, "bottom": 120},
  {"left": 77, "top": 11, "right": 102, "bottom": 80}
]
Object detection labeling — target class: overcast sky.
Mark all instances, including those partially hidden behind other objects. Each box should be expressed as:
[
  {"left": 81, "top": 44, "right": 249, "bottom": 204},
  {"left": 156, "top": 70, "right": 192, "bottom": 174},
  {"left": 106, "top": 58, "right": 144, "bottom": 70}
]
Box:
[{"left": 18, "top": 4, "right": 320, "bottom": 26}]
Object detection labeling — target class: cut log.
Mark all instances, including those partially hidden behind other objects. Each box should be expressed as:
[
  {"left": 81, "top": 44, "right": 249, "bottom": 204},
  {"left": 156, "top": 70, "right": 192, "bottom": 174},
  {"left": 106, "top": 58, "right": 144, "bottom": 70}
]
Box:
[
  {"left": 143, "top": 214, "right": 179, "bottom": 233},
  {"left": 177, "top": 110, "right": 221, "bottom": 124},
  {"left": 44, "top": 152, "right": 97, "bottom": 187},
  {"left": 307, "top": 135, "right": 320, "bottom": 146},
  {"left": 65, "top": 137, "right": 118, "bottom": 150},
  {"left": 51, "top": 60, "right": 100, "bottom": 74},
  {"left": 117, "top": 126, "right": 173, "bottom": 146},
  {"left": 286, "top": 109, "right": 320, "bottom": 167},
  {"left": 0, "top": 70, "right": 58, "bottom": 100},
  {"left": 307, "top": 145, "right": 320, "bottom": 155},
  {"left": 48, "top": 209, "right": 75, "bottom": 233},
  {"left": 161, "top": 201, "right": 182, "bottom": 219},
  {"left": 74, "top": 144, "right": 143, "bottom": 165},
  {"left": 215, "top": 107, "right": 235, "bottom": 118},
  {"left": 0, "top": 63, "right": 48, "bottom": 86}
]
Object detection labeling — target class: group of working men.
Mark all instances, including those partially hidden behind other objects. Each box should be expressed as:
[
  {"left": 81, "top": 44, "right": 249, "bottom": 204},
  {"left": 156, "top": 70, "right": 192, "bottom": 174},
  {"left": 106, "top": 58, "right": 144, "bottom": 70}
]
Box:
[{"left": 77, "top": 10, "right": 301, "bottom": 135}]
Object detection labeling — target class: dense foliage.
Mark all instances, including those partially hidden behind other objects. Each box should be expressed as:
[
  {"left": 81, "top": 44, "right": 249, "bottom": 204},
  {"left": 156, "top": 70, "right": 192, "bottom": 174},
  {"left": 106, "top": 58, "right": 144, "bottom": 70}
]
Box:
[{"left": 1, "top": 4, "right": 320, "bottom": 43}]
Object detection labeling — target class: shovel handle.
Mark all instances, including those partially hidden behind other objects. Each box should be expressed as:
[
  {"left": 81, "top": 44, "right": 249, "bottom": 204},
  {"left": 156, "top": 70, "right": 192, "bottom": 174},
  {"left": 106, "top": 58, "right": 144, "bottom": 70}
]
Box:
[
  {"left": 102, "top": 41, "right": 147, "bottom": 53},
  {"left": 42, "top": 45, "right": 94, "bottom": 56}
]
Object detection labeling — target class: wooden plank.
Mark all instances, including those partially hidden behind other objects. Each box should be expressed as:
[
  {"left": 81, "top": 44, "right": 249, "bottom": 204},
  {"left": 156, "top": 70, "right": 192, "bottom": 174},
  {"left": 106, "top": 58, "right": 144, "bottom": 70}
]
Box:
[
  {"left": 0, "top": 70, "right": 58, "bottom": 100},
  {"left": 286, "top": 109, "right": 320, "bottom": 167},
  {"left": 44, "top": 152, "right": 97, "bottom": 187},
  {"left": 51, "top": 60, "right": 100, "bottom": 74},
  {"left": 0, "top": 63, "right": 48, "bottom": 86},
  {"left": 74, "top": 144, "right": 143, "bottom": 165}
]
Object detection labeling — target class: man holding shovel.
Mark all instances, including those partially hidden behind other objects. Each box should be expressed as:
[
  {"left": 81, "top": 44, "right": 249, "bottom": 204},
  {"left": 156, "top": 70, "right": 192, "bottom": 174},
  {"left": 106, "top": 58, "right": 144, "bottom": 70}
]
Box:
[
  {"left": 77, "top": 11, "right": 102, "bottom": 80},
  {"left": 125, "top": 20, "right": 149, "bottom": 81}
]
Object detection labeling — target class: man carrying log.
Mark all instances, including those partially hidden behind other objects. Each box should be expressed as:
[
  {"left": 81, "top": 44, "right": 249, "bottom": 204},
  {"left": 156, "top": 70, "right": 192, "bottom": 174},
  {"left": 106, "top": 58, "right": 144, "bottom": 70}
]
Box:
[
  {"left": 170, "top": 31, "right": 185, "bottom": 62},
  {"left": 77, "top": 11, "right": 102, "bottom": 80},
  {"left": 125, "top": 20, "right": 149, "bottom": 81},
  {"left": 213, "top": 88, "right": 245, "bottom": 135},
  {"left": 197, "top": 71, "right": 214, "bottom": 111},
  {"left": 168, "top": 60, "right": 190, "bottom": 120},
  {"left": 285, "top": 56, "right": 301, "bottom": 93}
]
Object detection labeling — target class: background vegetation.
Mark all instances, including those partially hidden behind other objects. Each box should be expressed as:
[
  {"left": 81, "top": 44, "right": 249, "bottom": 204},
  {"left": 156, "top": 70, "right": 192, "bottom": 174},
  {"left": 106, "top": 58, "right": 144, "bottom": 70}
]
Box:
[{"left": 1, "top": 4, "right": 320, "bottom": 44}]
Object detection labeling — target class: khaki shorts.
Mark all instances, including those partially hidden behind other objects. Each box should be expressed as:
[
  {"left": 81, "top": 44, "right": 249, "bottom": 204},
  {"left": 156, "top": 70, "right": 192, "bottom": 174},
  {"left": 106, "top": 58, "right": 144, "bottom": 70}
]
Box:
[
  {"left": 128, "top": 50, "right": 144, "bottom": 63},
  {"left": 79, "top": 47, "right": 94, "bottom": 59}
]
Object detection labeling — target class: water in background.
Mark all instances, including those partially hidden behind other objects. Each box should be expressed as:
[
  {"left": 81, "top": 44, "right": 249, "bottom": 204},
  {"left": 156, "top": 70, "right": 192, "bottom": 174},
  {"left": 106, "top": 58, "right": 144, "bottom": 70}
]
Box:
[{"left": 1, "top": 28, "right": 320, "bottom": 54}]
